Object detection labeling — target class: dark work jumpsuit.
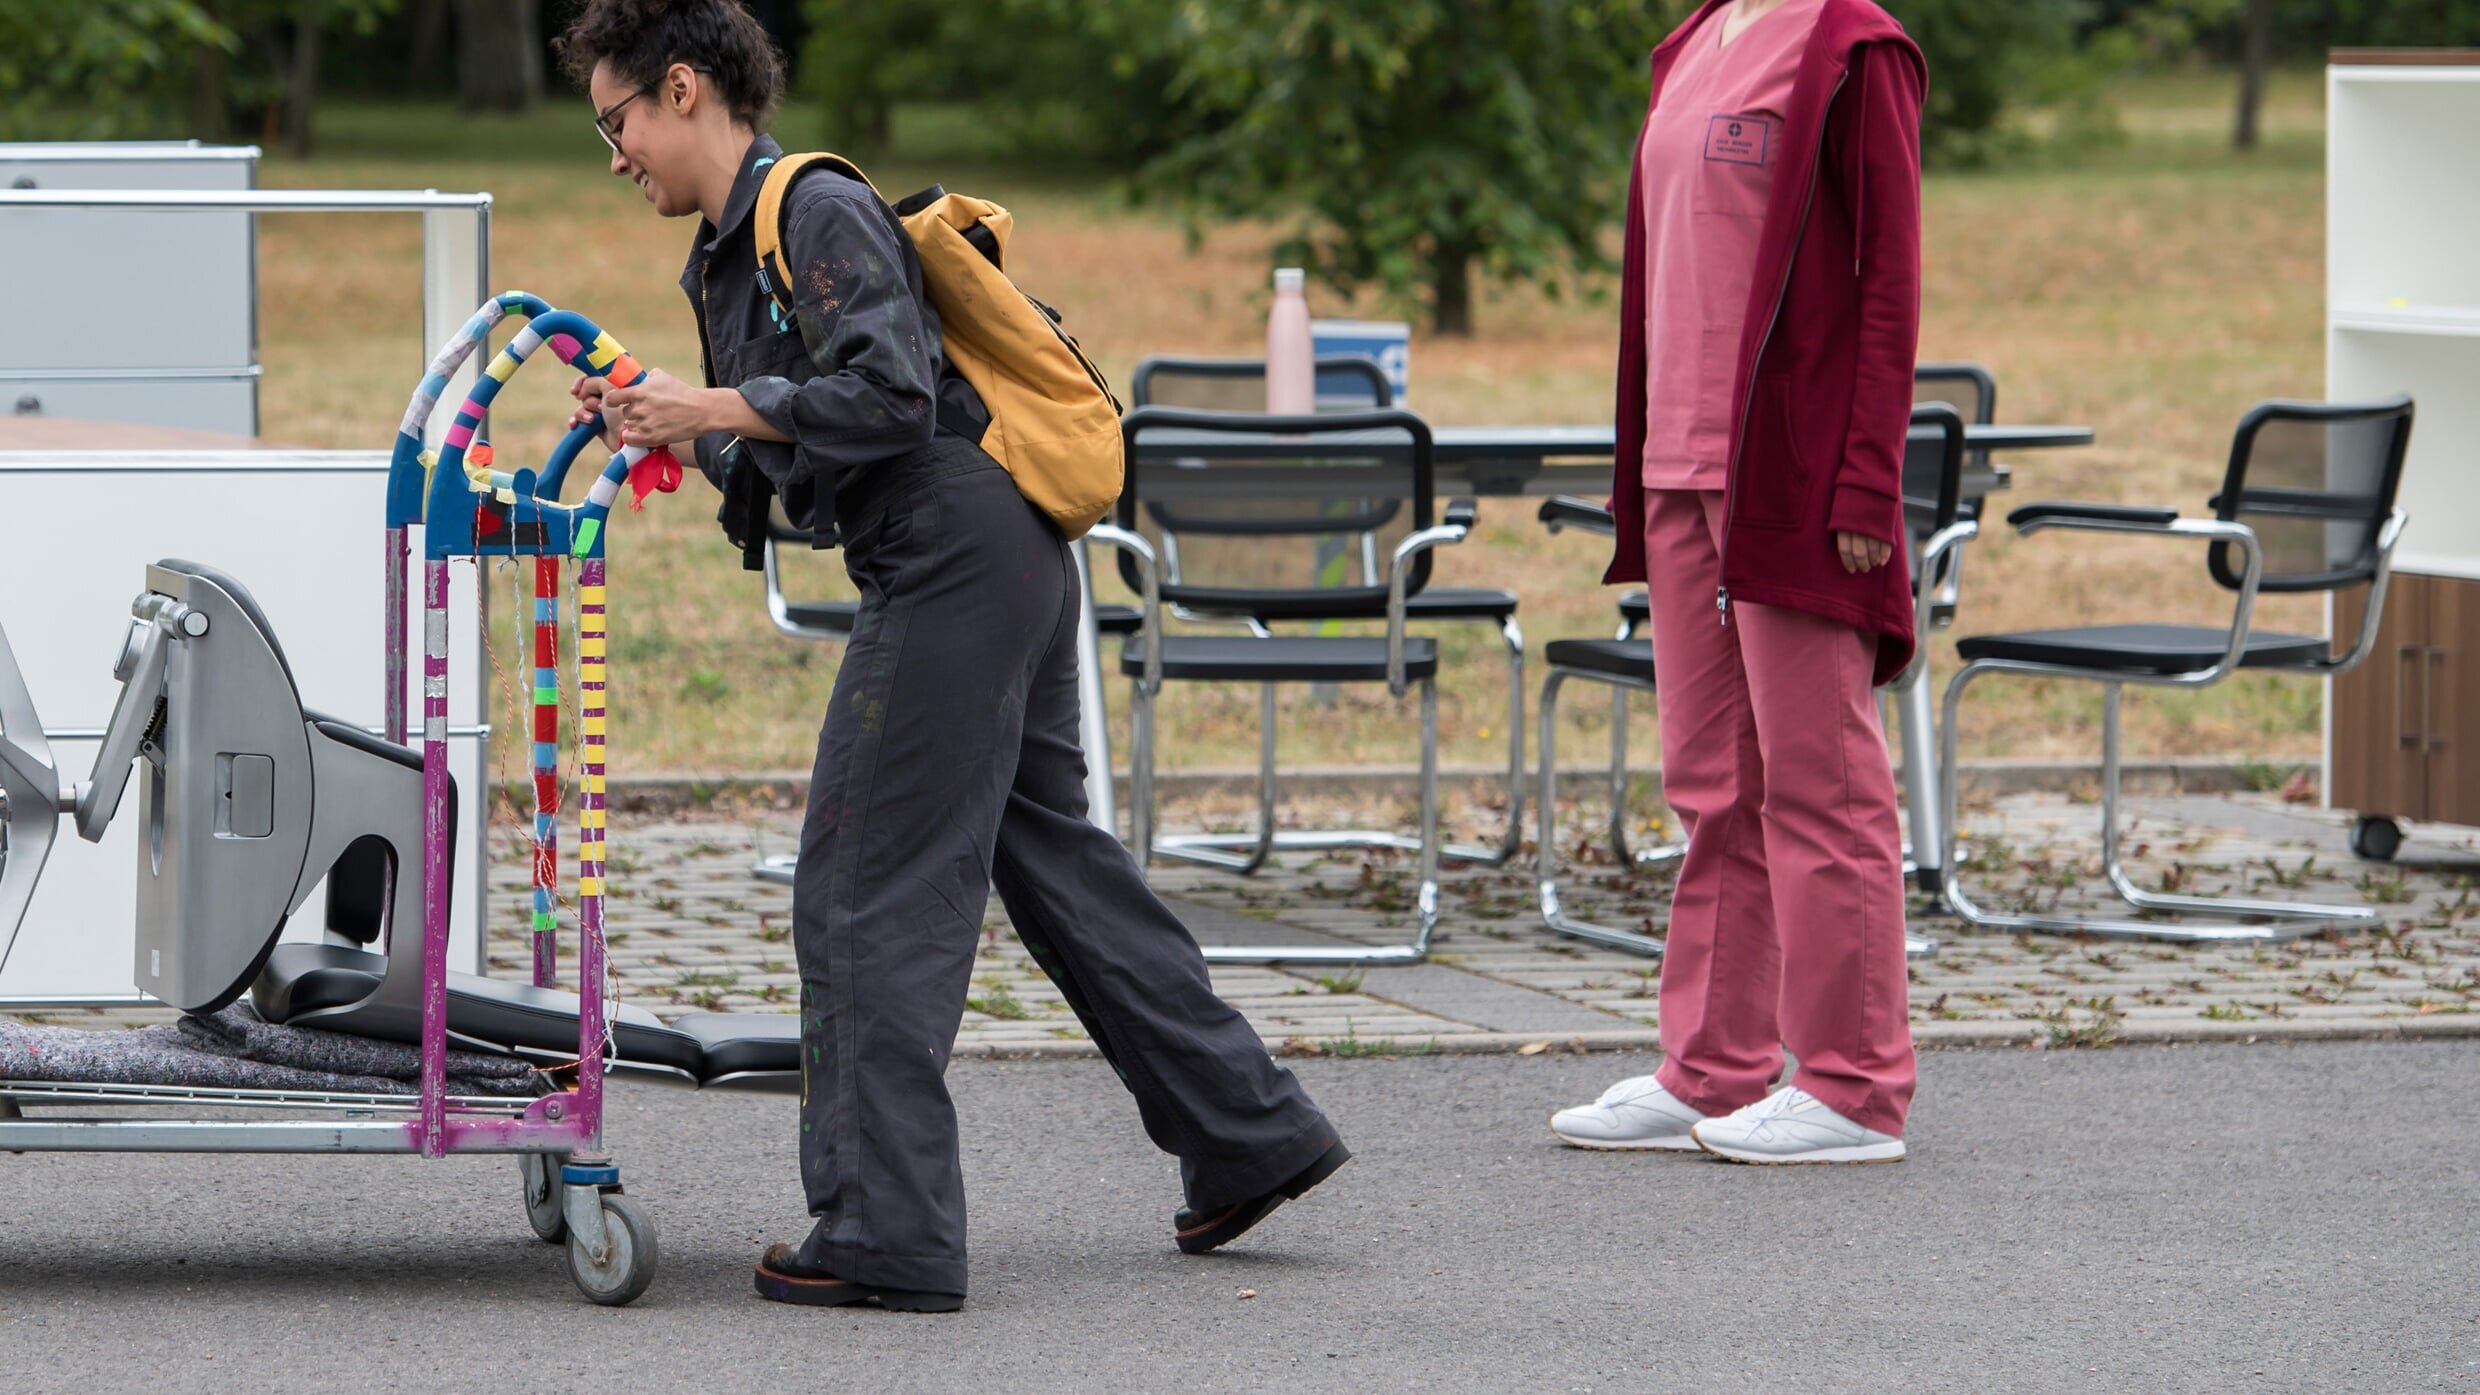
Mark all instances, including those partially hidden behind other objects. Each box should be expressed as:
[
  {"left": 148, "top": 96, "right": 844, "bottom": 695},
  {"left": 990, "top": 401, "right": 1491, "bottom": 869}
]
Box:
[{"left": 683, "top": 135, "right": 1342, "bottom": 1298}]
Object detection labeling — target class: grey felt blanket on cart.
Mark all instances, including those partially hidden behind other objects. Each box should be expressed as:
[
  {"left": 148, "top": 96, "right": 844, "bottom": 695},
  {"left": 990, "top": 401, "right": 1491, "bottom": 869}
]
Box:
[{"left": 0, "top": 1003, "right": 541, "bottom": 1096}]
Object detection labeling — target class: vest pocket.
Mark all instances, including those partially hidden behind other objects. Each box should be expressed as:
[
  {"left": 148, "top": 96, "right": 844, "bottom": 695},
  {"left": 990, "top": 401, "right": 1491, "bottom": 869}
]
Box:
[{"left": 1734, "top": 376, "right": 1811, "bottom": 531}]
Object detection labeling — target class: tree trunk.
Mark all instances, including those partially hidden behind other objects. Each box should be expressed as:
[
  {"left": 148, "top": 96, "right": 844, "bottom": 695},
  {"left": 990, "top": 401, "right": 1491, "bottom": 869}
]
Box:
[
  {"left": 1431, "top": 243, "right": 1475, "bottom": 337},
  {"left": 456, "top": 0, "right": 542, "bottom": 113},
  {"left": 281, "top": 14, "right": 320, "bottom": 158},
  {"left": 409, "top": 0, "right": 451, "bottom": 91},
  {"left": 2234, "top": 0, "right": 2273, "bottom": 151},
  {"left": 191, "top": 38, "right": 229, "bottom": 142}
]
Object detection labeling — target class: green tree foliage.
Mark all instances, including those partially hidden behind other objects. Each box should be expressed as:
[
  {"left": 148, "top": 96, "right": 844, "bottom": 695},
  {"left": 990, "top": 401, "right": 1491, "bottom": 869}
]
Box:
[
  {"left": 0, "top": 0, "right": 235, "bottom": 139},
  {"left": 1130, "top": 0, "right": 1687, "bottom": 336},
  {"left": 1879, "top": 0, "right": 2093, "bottom": 163}
]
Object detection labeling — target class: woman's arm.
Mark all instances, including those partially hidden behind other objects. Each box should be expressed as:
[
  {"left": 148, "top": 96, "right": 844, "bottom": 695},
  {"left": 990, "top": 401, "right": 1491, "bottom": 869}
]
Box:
[{"left": 1827, "top": 40, "right": 1927, "bottom": 558}]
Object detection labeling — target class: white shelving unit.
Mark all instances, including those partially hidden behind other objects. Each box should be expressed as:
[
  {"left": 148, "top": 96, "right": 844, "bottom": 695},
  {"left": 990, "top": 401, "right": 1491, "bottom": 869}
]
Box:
[
  {"left": 2328, "top": 53, "right": 2480, "bottom": 579},
  {"left": 2325, "top": 52, "right": 2480, "bottom": 848}
]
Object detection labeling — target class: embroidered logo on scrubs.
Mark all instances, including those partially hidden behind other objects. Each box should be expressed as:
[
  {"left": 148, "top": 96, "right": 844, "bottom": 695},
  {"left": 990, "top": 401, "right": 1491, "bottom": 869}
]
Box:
[{"left": 1704, "top": 114, "right": 1772, "bottom": 166}]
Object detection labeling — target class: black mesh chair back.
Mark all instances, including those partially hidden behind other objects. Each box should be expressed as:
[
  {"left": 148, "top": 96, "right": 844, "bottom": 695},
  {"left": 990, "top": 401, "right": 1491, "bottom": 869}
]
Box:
[
  {"left": 2207, "top": 396, "right": 2414, "bottom": 595},
  {"left": 1129, "top": 354, "right": 1393, "bottom": 413},
  {"left": 1913, "top": 363, "right": 1995, "bottom": 426},
  {"left": 1130, "top": 355, "right": 1400, "bottom": 563},
  {"left": 1902, "top": 402, "right": 1968, "bottom": 558},
  {"left": 1118, "top": 406, "right": 1434, "bottom": 622}
]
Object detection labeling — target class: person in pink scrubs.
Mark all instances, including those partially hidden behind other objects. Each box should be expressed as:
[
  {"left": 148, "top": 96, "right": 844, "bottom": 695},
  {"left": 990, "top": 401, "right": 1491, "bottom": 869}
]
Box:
[{"left": 1550, "top": 0, "right": 1929, "bottom": 1163}]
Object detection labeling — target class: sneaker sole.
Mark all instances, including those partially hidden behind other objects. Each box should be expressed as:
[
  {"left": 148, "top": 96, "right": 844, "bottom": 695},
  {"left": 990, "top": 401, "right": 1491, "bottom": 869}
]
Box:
[
  {"left": 1692, "top": 1137, "right": 1907, "bottom": 1166},
  {"left": 1547, "top": 1119, "right": 1705, "bottom": 1152}
]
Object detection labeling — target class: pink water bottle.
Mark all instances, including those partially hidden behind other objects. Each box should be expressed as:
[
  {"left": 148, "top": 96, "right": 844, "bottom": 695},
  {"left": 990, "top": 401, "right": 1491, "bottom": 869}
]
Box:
[{"left": 1266, "top": 267, "right": 1314, "bottom": 416}]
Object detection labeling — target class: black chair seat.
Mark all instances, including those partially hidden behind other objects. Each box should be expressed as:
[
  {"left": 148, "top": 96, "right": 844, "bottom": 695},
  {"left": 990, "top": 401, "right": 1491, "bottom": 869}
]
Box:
[
  {"left": 1617, "top": 591, "right": 1648, "bottom": 625},
  {"left": 1544, "top": 637, "right": 1653, "bottom": 683},
  {"left": 782, "top": 599, "right": 858, "bottom": 635},
  {"left": 1095, "top": 602, "right": 1142, "bottom": 635},
  {"left": 1955, "top": 623, "right": 2328, "bottom": 675},
  {"left": 252, "top": 943, "right": 708, "bottom": 1077},
  {"left": 671, "top": 1011, "right": 800, "bottom": 1083},
  {"left": 1122, "top": 635, "right": 1439, "bottom": 683},
  {"left": 1349, "top": 587, "right": 1517, "bottom": 621},
  {"left": 1176, "top": 587, "right": 1518, "bottom": 626}
]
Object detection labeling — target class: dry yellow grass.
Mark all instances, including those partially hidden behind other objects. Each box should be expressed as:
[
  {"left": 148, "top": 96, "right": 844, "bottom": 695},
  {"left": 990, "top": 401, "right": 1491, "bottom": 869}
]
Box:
[{"left": 254, "top": 79, "right": 2334, "bottom": 775}]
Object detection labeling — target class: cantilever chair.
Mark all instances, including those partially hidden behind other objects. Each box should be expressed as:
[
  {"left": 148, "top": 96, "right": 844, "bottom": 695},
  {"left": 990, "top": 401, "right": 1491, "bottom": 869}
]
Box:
[
  {"left": 1531, "top": 404, "right": 1971, "bottom": 959},
  {"left": 1123, "top": 354, "right": 1526, "bottom": 867},
  {"left": 1938, "top": 395, "right": 2414, "bottom": 942},
  {"left": 1092, "top": 405, "right": 1464, "bottom": 964}
]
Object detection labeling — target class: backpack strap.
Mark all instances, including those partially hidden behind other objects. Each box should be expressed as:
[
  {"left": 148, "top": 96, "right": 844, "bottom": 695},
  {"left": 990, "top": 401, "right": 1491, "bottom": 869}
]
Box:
[{"left": 750, "top": 150, "right": 884, "bottom": 320}]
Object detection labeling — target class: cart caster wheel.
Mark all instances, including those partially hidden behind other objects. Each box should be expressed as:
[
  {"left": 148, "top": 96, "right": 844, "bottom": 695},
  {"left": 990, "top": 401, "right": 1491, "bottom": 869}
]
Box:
[
  {"left": 2350, "top": 815, "right": 2404, "bottom": 863},
  {"left": 520, "top": 1154, "right": 567, "bottom": 1244},
  {"left": 567, "top": 1191, "right": 657, "bottom": 1307}
]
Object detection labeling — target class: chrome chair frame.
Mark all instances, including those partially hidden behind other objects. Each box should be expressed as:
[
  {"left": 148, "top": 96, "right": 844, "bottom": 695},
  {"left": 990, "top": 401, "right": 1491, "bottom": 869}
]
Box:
[{"left": 1939, "top": 503, "right": 2407, "bottom": 942}]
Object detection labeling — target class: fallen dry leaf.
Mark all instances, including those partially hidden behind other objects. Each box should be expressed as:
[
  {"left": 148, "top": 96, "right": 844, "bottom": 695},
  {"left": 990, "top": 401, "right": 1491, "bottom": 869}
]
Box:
[
  {"left": 1516, "top": 1041, "right": 1550, "bottom": 1056},
  {"left": 1237, "top": 1288, "right": 1258, "bottom": 1301}
]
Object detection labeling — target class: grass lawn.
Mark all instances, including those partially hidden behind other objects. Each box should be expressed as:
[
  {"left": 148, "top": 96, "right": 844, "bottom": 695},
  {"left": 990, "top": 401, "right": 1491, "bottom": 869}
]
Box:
[{"left": 251, "top": 69, "right": 2335, "bottom": 778}]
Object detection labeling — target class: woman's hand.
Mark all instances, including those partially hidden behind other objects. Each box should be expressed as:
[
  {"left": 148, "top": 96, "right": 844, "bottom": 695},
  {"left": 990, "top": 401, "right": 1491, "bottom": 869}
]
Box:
[
  {"left": 567, "top": 374, "right": 623, "bottom": 453},
  {"left": 1834, "top": 530, "right": 1892, "bottom": 574},
  {"left": 600, "top": 368, "right": 720, "bottom": 450}
]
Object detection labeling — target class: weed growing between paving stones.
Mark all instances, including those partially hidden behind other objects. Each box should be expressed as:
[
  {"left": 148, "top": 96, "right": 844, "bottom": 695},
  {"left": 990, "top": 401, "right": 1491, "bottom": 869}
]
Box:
[
  {"left": 966, "top": 980, "right": 1033, "bottom": 1021},
  {"left": 1315, "top": 971, "right": 1367, "bottom": 996},
  {"left": 2029, "top": 996, "right": 2125, "bottom": 1048},
  {"left": 1283, "top": 1024, "right": 1437, "bottom": 1058}
]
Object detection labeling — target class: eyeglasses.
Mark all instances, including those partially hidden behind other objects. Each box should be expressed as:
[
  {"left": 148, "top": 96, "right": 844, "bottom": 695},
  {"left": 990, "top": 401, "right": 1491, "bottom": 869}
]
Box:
[
  {"left": 593, "top": 87, "right": 653, "bottom": 155},
  {"left": 593, "top": 69, "right": 712, "bottom": 155}
]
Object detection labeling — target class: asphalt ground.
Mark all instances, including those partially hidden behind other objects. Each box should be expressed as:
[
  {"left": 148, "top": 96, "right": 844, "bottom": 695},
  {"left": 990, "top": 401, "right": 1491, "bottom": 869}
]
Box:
[{"left": 1, "top": 1039, "right": 2473, "bottom": 1394}]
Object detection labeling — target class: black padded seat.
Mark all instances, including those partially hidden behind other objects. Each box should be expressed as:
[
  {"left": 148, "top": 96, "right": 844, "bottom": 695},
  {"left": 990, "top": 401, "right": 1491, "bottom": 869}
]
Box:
[
  {"left": 303, "top": 709, "right": 421, "bottom": 771},
  {"left": 1543, "top": 638, "right": 1653, "bottom": 683},
  {"left": 782, "top": 599, "right": 857, "bottom": 635},
  {"left": 1617, "top": 591, "right": 1648, "bottom": 625},
  {"left": 252, "top": 943, "right": 707, "bottom": 1077},
  {"left": 1269, "top": 587, "right": 1518, "bottom": 622},
  {"left": 1095, "top": 603, "right": 1142, "bottom": 635},
  {"left": 1953, "top": 623, "right": 2328, "bottom": 676},
  {"left": 1122, "top": 635, "right": 1438, "bottom": 684},
  {"left": 671, "top": 1012, "right": 800, "bottom": 1083}
]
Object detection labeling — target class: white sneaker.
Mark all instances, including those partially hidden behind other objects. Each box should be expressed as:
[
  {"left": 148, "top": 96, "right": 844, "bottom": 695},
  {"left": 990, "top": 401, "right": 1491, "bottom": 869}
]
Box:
[
  {"left": 1549, "top": 1075, "right": 1709, "bottom": 1151},
  {"left": 1690, "top": 1086, "right": 1906, "bottom": 1165}
]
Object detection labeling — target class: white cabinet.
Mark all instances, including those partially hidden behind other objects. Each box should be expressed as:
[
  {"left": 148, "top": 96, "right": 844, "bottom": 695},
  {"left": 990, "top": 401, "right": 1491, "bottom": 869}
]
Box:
[{"left": 0, "top": 141, "right": 259, "bottom": 436}]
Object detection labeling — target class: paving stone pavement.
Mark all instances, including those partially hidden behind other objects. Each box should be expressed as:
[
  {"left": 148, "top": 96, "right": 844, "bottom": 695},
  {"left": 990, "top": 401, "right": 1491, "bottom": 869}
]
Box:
[{"left": 473, "top": 786, "right": 2480, "bottom": 1056}]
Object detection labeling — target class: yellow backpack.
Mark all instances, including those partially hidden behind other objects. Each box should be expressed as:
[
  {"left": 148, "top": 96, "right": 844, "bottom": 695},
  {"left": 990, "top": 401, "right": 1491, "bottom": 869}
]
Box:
[{"left": 752, "top": 151, "right": 1123, "bottom": 538}]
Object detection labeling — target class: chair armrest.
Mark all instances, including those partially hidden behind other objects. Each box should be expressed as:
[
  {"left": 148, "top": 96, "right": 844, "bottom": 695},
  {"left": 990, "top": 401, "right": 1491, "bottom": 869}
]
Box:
[
  {"left": 1380, "top": 508, "right": 1475, "bottom": 695},
  {"left": 1084, "top": 523, "right": 1162, "bottom": 692},
  {"left": 2006, "top": 501, "right": 2181, "bottom": 532},
  {"left": 1996, "top": 505, "right": 2270, "bottom": 688},
  {"left": 1897, "top": 518, "right": 1979, "bottom": 687},
  {"left": 1537, "top": 495, "right": 1616, "bottom": 537}
]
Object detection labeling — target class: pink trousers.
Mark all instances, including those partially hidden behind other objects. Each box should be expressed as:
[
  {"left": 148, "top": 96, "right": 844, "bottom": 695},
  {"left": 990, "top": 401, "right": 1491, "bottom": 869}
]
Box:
[{"left": 1643, "top": 489, "right": 1916, "bottom": 1135}]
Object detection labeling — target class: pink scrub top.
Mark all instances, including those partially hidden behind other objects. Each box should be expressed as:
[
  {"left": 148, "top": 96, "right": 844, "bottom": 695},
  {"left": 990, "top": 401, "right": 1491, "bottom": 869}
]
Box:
[{"left": 1638, "top": 0, "right": 1821, "bottom": 490}]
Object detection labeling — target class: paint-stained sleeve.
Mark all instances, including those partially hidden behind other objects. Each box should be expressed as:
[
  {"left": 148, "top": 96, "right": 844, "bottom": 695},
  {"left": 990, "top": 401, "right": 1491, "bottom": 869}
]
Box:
[
  {"left": 733, "top": 182, "right": 940, "bottom": 496},
  {"left": 1828, "top": 41, "right": 1926, "bottom": 546}
]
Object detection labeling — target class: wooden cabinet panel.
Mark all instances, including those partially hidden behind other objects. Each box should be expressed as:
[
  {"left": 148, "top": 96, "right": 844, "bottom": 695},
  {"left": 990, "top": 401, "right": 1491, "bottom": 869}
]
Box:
[
  {"left": 2428, "top": 574, "right": 2480, "bottom": 827},
  {"left": 2331, "top": 572, "right": 2428, "bottom": 822}
]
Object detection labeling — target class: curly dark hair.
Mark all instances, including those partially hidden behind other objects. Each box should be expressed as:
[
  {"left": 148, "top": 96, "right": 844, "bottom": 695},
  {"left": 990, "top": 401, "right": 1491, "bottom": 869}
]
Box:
[{"left": 555, "top": 0, "right": 785, "bottom": 131}]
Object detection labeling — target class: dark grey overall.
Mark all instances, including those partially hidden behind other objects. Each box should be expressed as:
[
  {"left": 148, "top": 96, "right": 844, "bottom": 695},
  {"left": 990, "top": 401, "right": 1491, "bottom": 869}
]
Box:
[{"left": 789, "top": 440, "right": 1341, "bottom": 1296}]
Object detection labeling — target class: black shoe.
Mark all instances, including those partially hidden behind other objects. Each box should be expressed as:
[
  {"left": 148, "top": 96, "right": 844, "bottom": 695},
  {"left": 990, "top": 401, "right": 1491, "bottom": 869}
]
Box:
[
  {"left": 753, "top": 1243, "right": 963, "bottom": 1311},
  {"left": 1173, "top": 1140, "right": 1351, "bottom": 1255}
]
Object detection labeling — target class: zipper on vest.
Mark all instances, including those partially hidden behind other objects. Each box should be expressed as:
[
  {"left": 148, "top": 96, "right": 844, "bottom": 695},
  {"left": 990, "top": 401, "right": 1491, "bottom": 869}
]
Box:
[{"left": 1715, "top": 69, "right": 1848, "bottom": 628}]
